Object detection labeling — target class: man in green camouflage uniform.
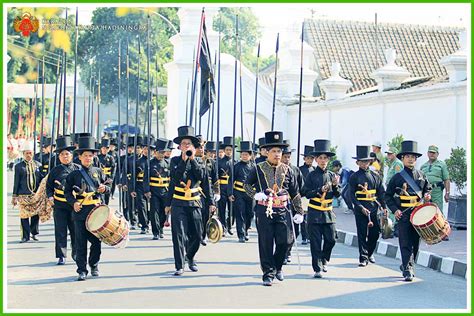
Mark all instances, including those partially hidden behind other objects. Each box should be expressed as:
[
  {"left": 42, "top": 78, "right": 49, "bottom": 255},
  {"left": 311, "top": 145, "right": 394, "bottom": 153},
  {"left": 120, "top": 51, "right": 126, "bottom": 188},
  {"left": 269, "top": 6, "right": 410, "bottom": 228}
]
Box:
[{"left": 420, "top": 145, "right": 450, "bottom": 212}]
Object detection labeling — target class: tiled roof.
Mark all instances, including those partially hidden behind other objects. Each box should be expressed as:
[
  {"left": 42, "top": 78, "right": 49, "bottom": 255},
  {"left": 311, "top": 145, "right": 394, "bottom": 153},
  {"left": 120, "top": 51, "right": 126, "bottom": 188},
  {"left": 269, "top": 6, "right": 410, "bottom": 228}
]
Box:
[{"left": 303, "top": 19, "right": 463, "bottom": 93}]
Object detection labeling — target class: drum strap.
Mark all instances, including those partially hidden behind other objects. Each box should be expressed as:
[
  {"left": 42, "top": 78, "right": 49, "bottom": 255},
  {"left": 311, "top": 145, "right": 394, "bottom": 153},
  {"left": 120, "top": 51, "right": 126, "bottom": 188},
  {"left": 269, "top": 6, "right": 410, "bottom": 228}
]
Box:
[
  {"left": 399, "top": 170, "right": 422, "bottom": 200},
  {"left": 79, "top": 167, "right": 98, "bottom": 192}
]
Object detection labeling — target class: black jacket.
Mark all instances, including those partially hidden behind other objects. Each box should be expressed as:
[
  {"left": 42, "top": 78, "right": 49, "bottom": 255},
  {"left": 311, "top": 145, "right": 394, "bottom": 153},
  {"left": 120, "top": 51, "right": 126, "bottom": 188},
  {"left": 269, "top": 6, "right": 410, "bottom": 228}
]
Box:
[
  {"left": 228, "top": 160, "right": 254, "bottom": 197},
  {"left": 12, "top": 159, "right": 43, "bottom": 196},
  {"left": 348, "top": 168, "right": 386, "bottom": 215},
  {"left": 46, "top": 162, "right": 81, "bottom": 209},
  {"left": 34, "top": 152, "right": 58, "bottom": 176},
  {"left": 217, "top": 155, "right": 233, "bottom": 195},
  {"left": 98, "top": 153, "right": 116, "bottom": 181},
  {"left": 144, "top": 157, "right": 170, "bottom": 198}
]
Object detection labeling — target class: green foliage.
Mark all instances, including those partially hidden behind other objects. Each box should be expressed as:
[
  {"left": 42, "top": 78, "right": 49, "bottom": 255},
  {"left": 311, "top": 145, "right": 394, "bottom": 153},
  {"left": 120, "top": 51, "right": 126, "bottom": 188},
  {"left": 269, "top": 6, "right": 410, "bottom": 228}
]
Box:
[
  {"left": 328, "top": 145, "right": 338, "bottom": 169},
  {"left": 445, "top": 147, "right": 467, "bottom": 195},
  {"left": 387, "top": 134, "right": 404, "bottom": 154}
]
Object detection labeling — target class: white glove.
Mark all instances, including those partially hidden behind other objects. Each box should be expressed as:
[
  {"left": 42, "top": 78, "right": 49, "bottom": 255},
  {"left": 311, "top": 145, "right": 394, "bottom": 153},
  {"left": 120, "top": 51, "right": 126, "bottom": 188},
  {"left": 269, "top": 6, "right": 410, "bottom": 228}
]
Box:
[
  {"left": 214, "top": 194, "right": 221, "bottom": 202},
  {"left": 293, "top": 213, "right": 304, "bottom": 224},
  {"left": 254, "top": 192, "right": 268, "bottom": 202}
]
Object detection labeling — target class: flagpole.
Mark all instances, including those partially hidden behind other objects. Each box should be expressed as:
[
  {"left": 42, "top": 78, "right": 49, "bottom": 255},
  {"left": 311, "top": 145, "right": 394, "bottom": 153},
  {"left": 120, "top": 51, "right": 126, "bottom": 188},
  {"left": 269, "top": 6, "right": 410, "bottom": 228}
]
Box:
[
  {"left": 62, "top": 8, "right": 68, "bottom": 135},
  {"left": 296, "top": 22, "right": 304, "bottom": 167},
  {"left": 155, "top": 57, "right": 160, "bottom": 138},
  {"left": 117, "top": 39, "right": 123, "bottom": 214},
  {"left": 57, "top": 55, "right": 64, "bottom": 138},
  {"left": 72, "top": 7, "right": 79, "bottom": 135},
  {"left": 230, "top": 14, "right": 239, "bottom": 223},
  {"left": 252, "top": 42, "right": 260, "bottom": 146},
  {"left": 40, "top": 56, "right": 45, "bottom": 161},
  {"left": 97, "top": 70, "right": 101, "bottom": 140},
  {"left": 271, "top": 33, "right": 279, "bottom": 130},
  {"left": 188, "top": 8, "right": 205, "bottom": 126},
  {"left": 215, "top": 17, "right": 221, "bottom": 184},
  {"left": 237, "top": 17, "right": 244, "bottom": 140},
  {"left": 49, "top": 56, "right": 61, "bottom": 168},
  {"left": 33, "top": 62, "right": 39, "bottom": 154}
]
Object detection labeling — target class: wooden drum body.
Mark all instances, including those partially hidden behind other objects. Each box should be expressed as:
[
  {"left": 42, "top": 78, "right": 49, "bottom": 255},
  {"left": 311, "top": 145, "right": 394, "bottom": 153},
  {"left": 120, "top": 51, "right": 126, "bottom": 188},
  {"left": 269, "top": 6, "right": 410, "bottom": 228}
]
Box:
[
  {"left": 86, "top": 205, "right": 129, "bottom": 248},
  {"left": 410, "top": 202, "right": 451, "bottom": 245}
]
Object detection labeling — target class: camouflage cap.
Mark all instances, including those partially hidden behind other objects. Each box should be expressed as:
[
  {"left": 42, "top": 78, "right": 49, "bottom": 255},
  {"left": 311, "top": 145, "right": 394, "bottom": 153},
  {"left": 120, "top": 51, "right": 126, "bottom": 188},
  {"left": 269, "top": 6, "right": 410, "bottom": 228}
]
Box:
[
  {"left": 428, "top": 145, "right": 439, "bottom": 153},
  {"left": 385, "top": 146, "right": 398, "bottom": 154}
]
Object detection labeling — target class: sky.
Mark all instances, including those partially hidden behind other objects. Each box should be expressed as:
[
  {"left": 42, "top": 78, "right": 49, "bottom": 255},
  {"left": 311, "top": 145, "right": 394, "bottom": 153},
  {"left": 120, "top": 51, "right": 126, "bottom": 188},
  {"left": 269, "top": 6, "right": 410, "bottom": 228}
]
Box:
[{"left": 70, "top": 3, "right": 469, "bottom": 57}]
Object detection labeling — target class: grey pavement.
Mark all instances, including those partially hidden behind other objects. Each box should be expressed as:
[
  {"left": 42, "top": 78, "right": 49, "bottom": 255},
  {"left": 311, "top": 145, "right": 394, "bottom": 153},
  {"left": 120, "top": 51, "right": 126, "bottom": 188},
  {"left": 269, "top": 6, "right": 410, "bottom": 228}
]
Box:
[{"left": 5, "top": 171, "right": 469, "bottom": 310}]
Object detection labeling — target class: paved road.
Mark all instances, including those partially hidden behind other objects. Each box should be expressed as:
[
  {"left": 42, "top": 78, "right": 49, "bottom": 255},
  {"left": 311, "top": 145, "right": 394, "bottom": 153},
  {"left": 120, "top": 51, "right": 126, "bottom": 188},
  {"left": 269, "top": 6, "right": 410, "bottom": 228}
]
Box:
[{"left": 5, "top": 172, "right": 468, "bottom": 310}]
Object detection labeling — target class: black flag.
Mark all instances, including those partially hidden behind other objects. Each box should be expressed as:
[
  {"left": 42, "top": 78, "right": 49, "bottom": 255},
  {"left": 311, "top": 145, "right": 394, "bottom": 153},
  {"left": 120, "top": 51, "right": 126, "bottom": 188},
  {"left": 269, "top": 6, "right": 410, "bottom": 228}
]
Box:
[{"left": 199, "top": 15, "right": 215, "bottom": 117}]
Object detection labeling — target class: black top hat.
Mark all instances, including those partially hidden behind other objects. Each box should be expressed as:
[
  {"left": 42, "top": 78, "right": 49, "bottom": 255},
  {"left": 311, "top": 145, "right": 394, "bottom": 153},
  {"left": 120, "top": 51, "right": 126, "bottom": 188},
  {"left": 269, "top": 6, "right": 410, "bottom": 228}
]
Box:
[
  {"left": 397, "top": 140, "right": 422, "bottom": 159},
  {"left": 205, "top": 141, "right": 218, "bottom": 152},
  {"left": 126, "top": 136, "right": 135, "bottom": 147},
  {"left": 54, "top": 135, "right": 75, "bottom": 153},
  {"left": 253, "top": 143, "right": 259, "bottom": 152},
  {"left": 282, "top": 140, "right": 296, "bottom": 154},
  {"left": 258, "top": 137, "right": 266, "bottom": 148},
  {"left": 100, "top": 138, "right": 110, "bottom": 148},
  {"left": 75, "top": 136, "right": 99, "bottom": 154},
  {"left": 301, "top": 145, "right": 315, "bottom": 157},
  {"left": 39, "top": 136, "right": 52, "bottom": 147},
  {"left": 166, "top": 140, "right": 174, "bottom": 151},
  {"left": 310, "top": 139, "right": 335, "bottom": 157},
  {"left": 260, "top": 131, "right": 289, "bottom": 149},
  {"left": 220, "top": 136, "right": 237, "bottom": 149},
  {"left": 154, "top": 138, "right": 169, "bottom": 151},
  {"left": 127, "top": 135, "right": 143, "bottom": 146},
  {"left": 110, "top": 138, "right": 118, "bottom": 146},
  {"left": 73, "top": 132, "right": 91, "bottom": 144},
  {"left": 237, "top": 141, "right": 255, "bottom": 153},
  {"left": 352, "top": 145, "right": 372, "bottom": 161},
  {"left": 142, "top": 135, "right": 156, "bottom": 148},
  {"left": 173, "top": 126, "right": 200, "bottom": 147}
]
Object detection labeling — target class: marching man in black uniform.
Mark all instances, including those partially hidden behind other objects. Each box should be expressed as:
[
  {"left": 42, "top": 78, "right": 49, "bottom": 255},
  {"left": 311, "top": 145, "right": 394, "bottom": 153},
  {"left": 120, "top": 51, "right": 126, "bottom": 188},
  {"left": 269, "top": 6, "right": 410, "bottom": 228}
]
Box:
[
  {"left": 385, "top": 140, "right": 432, "bottom": 281},
  {"left": 244, "top": 131, "right": 304, "bottom": 286},
  {"left": 302, "top": 139, "right": 340, "bottom": 278},
  {"left": 64, "top": 136, "right": 111, "bottom": 281},
  {"left": 298, "top": 145, "right": 314, "bottom": 245},
  {"left": 144, "top": 138, "right": 170, "bottom": 240},
  {"left": 34, "top": 136, "right": 56, "bottom": 177},
  {"left": 201, "top": 141, "right": 220, "bottom": 245},
  {"left": 255, "top": 137, "right": 268, "bottom": 164},
  {"left": 46, "top": 135, "right": 79, "bottom": 265},
  {"left": 217, "top": 136, "right": 236, "bottom": 236},
  {"left": 348, "top": 145, "right": 387, "bottom": 267},
  {"left": 228, "top": 141, "right": 255, "bottom": 243},
  {"left": 97, "top": 138, "right": 116, "bottom": 205},
  {"left": 12, "top": 141, "right": 42, "bottom": 242},
  {"left": 165, "top": 126, "right": 216, "bottom": 276}
]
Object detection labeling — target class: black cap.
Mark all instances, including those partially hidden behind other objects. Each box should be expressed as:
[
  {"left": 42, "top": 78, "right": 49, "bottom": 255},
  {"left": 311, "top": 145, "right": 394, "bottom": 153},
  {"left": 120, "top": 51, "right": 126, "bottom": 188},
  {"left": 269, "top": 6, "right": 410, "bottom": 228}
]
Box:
[
  {"left": 205, "top": 141, "right": 218, "bottom": 152},
  {"left": 154, "top": 138, "right": 169, "bottom": 151}
]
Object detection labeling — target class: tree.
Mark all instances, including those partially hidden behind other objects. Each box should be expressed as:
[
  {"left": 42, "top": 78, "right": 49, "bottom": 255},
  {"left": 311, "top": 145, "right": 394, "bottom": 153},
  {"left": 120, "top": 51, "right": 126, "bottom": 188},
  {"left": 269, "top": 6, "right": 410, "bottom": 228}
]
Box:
[
  {"left": 76, "top": 7, "right": 179, "bottom": 129},
  {"left": 328, "top": 145, "right": 338, "bottom": 169},
  {"left": 445, "top": 147, "right": 467, "bottom": 196},
  {"left": 387, "top": 134, "right": 404, "bottom": 154}
]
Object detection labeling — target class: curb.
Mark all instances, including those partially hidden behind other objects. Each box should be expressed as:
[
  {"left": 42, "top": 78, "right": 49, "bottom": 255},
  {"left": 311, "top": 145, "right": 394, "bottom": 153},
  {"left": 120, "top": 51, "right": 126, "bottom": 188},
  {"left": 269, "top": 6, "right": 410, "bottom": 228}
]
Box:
[{"left": 336, "top": 229, "right": 467, "bottom": 279}]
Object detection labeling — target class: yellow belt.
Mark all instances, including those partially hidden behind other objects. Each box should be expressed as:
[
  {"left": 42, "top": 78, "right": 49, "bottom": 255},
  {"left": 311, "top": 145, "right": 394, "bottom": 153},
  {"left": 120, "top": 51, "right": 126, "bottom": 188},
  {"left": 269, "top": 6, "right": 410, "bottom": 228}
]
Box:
[
  {"left": 400, "top": 195, "right": 422, "bottom": 207},
  {"left": 150, "top": 177, "right": 170, "bottom": 188},
  {"left": 219, "top": 175, "right": 229, "bottom": 185},
  {"left": 173, "top": 186, "right": 201, "bottom": 201},
  {"left": 233, "top": 181, "right": 246, "bottom": 192},
  {"left": 77, "top": 198, "right": 101, "bottom": 205},
  {"left": 54, "top": 188, "right": 67, "bottom": 202},
  {"left": 356, "top": 189, "right": 377, "bottom": 201},
  {"left": 308, "top": 197, "right": 333, "bottom": 211}
]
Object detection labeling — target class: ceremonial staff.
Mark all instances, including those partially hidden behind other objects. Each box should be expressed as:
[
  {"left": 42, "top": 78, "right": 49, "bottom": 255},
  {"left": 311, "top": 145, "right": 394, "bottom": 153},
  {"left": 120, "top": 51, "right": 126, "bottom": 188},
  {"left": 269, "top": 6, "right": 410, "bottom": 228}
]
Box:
[
  {"left": 188, "top": 9, "right": 205, "bottom": 126},
  {"left": 146, "top": 15, "right": 152, "bottom": 187},
  {"left": 296, "top": 22, "right": 304, "bottom": 167},
  {"left": 238, "top": 24, "right": 243, "bottom": 140},
  {"left": 271, "top": 33, "right": 279, "bottom": 130},
  {"left": 230, "top": 14, "right": 239, "bottom": 224},
  {"left": 33, "top": 62, "right": 39, "bottom": 154},
  {"left": 117, "top": 39, "right": 123, "bottom": 214},
  {"left": 39, "top": 56, "right": 45, "bottom": 160},
  {"left": 72, "top": 7, "right": 79, "bottom": 135},
  {"left": 62, "top": 8, "right": 68, "bottom": 134},
  {"left": 96, "top": 70, "right": 101, "bottom": 140},
  {"left": 132, "top": 37, "right": 141, "bottom": 205},
  {"left": 49, "top": 56, "right": 61, "bottom": 168},
  {"left": 155, "top": 57, "right": 160, "bottom": 137},
  {"left": 57, "top": 54, "right": 64, "bottom": 138},
  {"left": 252, "top": 42, "right": 260, "bottom": 146},
  {"left": 215, "top": 18, "right": 222, "bottom": 186}
]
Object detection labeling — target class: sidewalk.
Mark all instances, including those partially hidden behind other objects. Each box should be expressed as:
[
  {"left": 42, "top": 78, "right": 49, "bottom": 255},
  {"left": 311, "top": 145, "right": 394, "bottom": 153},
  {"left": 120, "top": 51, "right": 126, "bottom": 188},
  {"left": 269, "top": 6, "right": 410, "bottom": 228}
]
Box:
[{"left": 332, "top": 206, "right": 468, "bottom": 278}]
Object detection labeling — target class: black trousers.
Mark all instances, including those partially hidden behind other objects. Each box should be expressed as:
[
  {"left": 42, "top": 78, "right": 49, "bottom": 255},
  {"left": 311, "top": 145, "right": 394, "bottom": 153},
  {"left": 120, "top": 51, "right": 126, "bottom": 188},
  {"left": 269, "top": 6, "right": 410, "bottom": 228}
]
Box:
[
  {"left": 355, "top": 212, "right": 380, "bottom": 262},
  {"left": 150, "top": 193, "right": 166, "bottom": 236},
  {"left": 217, "top": 191, "right": 230, "bottom": 230},
  {"left": 245, "top": 200, "right": 255, "bottom": 231},
  {"left": 171, "top": 206, "right": 203, "bottom": 270},
  {"left": 20, "top": 214, "right": 39, "bottom": 240},
  {"left": 135, "top": 184, "right": 148, "bottom": 230},
  {"left": 53, "top": 206, "right": 76, "bottom": 259},
  {"left": 255, "top": 206, "right": 292, "bottom": 280},
  {"left": 201, "top": 199, "right": 210, "bottom": 240},
  {"left": 300, "top": 214, "right": 309, "bottom": 240},
  {"left": 234, "top": 192, "right": 253, "bottom": 239},
  {"left": 286, "top": 209, "right": 298, "bottom": 257},
  {"left": 308, "top": 222, "right": 336, "bottom": 272},
  {"left": 74, "top": 220, "right": 101, "bottom": 274},
  {"left": 104, "top": 193, "right": 111, "bottom": 205},
  {"left": 398, "top": 216, "right": 420, "bottom": 270},
  {"left": 124, "top": 187, "right": 137, "bottom": 226}
]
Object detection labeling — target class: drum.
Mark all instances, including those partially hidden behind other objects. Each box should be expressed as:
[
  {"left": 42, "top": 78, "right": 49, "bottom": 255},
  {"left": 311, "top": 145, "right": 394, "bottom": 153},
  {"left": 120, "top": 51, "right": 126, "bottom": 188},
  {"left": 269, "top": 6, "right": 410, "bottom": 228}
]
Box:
[
  {"left": 410, "top": 202, "right": 451, "bottom": 245},
  {"left": 86, "top": 205, "right": 129, "bottom": 248}
]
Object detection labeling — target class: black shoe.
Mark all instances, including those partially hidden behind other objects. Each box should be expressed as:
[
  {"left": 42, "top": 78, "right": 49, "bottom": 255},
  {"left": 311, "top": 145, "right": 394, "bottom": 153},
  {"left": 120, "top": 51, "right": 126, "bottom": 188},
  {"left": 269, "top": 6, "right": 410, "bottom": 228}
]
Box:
[
  {"left": 159, "top": 233, "right": 164, "bottom": 238},
  {"left": 287, "top": 256, "right": 292, "bottom": 263},
  {"left": 200, "top": 239, "right": 208, "bottom": 246},
  {"left": 31, "top": 235, "right": 39, "bottom": 241},
  {"left": 282, "top": 258, "right": 288, "bottom": 265},
  {"left": 262, "top": 277, "right": 273, "bottom": 286},
  {"left": 153, "top": 235, "right": 159, "bottom": 240},
  {"left": 238, "top": 237, "right": 245, "bottom": 243},
  {"left": 442, "top": 236, "right": 450, "bottom": 241},
  {"left": 302, "top": 239, "right": 308, "bottom": 245},
  {"left": 57, "top": 257, "right": 66, "bottom": 265},
  {"left": 20, "top": 238, "right": 29, "bottom": 243},
  {"left": 275, "top": 270, "right": 284, "bottom": 281},
  {"left": 77, "top": 272, "right": 87, "bottom": 281},
  {"left": 369, "top": 255, "right": 376, "bottom": 263},
  {"left": 227, "top": 229, "right": 234, "bottom": 236},
  {"left": 313, "top": 272, "right": 322, "bottom": 278},
  {"left": 322, "top": 265, "right": 328, "bottom": 272},
  {"left": 403, "top": 271, "right": 414, "bottom": 282},
  {"left": 359, "top": 261, "right": 368, "bottom": 267},
  {"left": 173, "top": 269, "right": 184, "bottom": 276},
  {"left": 130, "top": 225, "right": 137, "bottom": 230},
  {"left": 244, "top": 236, "right": 249, "bottom": 241},
  {"left": 140, "top": 229, "right": 147, "bottom": 235},
  {"left": 186, "top": 257, "right": 198, "bottom": 272},
  {"left": 91, "top": 266, "right": 99, "bottom": 277}
]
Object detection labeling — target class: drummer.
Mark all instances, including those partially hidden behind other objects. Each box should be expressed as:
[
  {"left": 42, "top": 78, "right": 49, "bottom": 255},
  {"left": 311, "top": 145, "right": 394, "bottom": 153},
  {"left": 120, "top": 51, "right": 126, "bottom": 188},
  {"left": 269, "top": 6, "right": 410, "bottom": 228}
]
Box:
[
  {"left": 385, "top": 140, "right": 432, "bottom": 282},
  {"left": 64, "top": 136, "right": 111, "bottom": 281}
]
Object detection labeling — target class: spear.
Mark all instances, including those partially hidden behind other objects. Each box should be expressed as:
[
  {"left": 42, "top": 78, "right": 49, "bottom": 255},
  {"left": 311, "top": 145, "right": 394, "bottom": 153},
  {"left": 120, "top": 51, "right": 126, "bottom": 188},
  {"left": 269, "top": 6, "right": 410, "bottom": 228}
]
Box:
[
  {"left": 146, "top": 15, "right": 151, "bottom": 186},
  {"left": 155, "top": 56, "right": 160, "bottom": 138},
  {"left": 188, "top": 9, "right": 205, "bottom": 126},
  {"left": 252, "top": 42, "right": 260, "bottom": 146},
  {"left": 39, "top": 56, "right": 45, "bottom": 163},
  {"left": 82, "top": 79, "right": 86, "bottom": 132},
  {"left": 57, "top": 54, "right": 64, "bottom": 138},
  {"left": 296, "top": 22, "right": 304, "bottom": 167},
  {"left": 90, "top": 75, "right": 95, "bottom": 135},
  {"left": 33, "top": 62, "right": 39, "bottom": 154},
  {"left": 230, "top": 14, "right": 239, "bottom": 226},
  {"left": 87, "top": 75, "right": 92, "bottom": 133},
  {"left": 117, "top": 39, "right": 122, "bottom": 214},
  {"left": 96, "top": 70, "right": 101, "bottom": 140},
  {"left": 271, "top": 33, "right": 279, "bottom": 130},
  {"left": 215, "top": 17, "right": 222, "bottom": 183},
  {"left": 49, "top": 56, "right": 61, "bottom": 168},
  {"left": 62, "top": 8, "right": 68, "bottom": 134},
  {"left": 133, "top": 37, "right": 141, "bottom": 196},
  {"left": 72, "top": 7, "right": 78, "bottom": 135}
]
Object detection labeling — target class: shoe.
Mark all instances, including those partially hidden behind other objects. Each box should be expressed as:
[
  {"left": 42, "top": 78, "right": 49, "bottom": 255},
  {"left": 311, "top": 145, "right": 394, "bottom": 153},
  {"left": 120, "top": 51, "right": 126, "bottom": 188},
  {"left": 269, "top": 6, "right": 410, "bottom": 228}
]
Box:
[
  {"left": 302, "top": 239, "right": 308, "bottom": 245},
  {"left": 322, "top": 265, "right": 328, "bottom": 272},
  {"left": 403, "top": 271, "right": 414, "bottom": 282},
  {"left": 173, "top": 269, "right": 184, "bottom": 276},
  {"left": 227, "top": 229, "right": 234, "bottom": 236},
  {"left": 31, "top": 235, "right": 39, "bottom": 241},
  {"left": 77, "top": 272, "right": 87, "bottom": 281},
  {"left": 282, "top": 258, "right": 288, "bottom": 265},
  {"left": 91, "top": 266, "right": 99, "bottom": 277},
  {"left": 159, "top": 233, "right": 164, "bottom": 238},
  {"left": 111, "top": 196, "right": 115, "bottom": 200},
  {"left": 369, "top": 255, "right": 376, "bottom": 263},
  {"left": 57, "top": 257, "right": 66, "bottom": 265},
  {"left": 187, "top": 257, "right": 198, "bottom": 272},
  {"left": 20, "top": 238, "right": 29, "bottom": 243},
  {"left": 442, "top": 236, "right": 450, "bottom": 241},
  {"left": 244, "top": 236, "right": 249, "bottom": 241},
  {"left": 313, "top": 272, "right": 322, "bottom": 278},
  {"left": 140, "top": 229, "right": 147, "bottom": 235},
  {"left": 359, "top": 261, "right": 368, "bottom": 267},
  {"left": 238, "top": 237, "right": 245, "bottom": 243},
  {"left": 200, "top": 239, "right": 208, "bottom": 246},
  {"left": 262, "top": 277, "right": 273, "bottom": 286},
  {"left": 130, "top": 225, "right": 137, "bottom": 230},
  {"left": 287, "top": 256, "right": 292, "bottom": 263},
  {"left": 275, "top": 270, "right": 284, "bottom": 281},
  {"left": 153, "top": 235, "right": 159, "bottom": 240}
]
